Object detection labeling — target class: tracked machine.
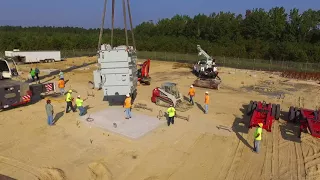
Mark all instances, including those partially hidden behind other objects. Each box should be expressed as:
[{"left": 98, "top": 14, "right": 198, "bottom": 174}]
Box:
[
  {"left": 137, "top": 59, "right": 151, "bottom": 85},
  {"left": 151, "top": 82, "right": 192, "bottom": 112},
  {"left": 246, "top": 101, "right": 280, "bottom": 132},
  {"left": 288, "top": 107, "right": 320, "bottom": 138},
  {"left": 193, "top": 45, "right": 221, "bottom": 90}
]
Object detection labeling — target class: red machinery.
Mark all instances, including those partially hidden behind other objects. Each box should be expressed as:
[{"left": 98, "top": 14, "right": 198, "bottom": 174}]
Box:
[
  {"left": 151, "top": 82, "right": 182, "bottom": 107},
  {"left": 246, "top": 101, "right": 280, "bottom": 132},
  {"left": 137, "top": 59, "right": 151, "bottom": 85},
  {"left": 288, "top": 107, "right": 320, "bottom": 138}
]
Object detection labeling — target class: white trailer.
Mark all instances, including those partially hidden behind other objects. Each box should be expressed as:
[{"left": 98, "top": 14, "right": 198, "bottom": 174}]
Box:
[{"left": 4, "top": 50, "right": 62, "bottom": 63}]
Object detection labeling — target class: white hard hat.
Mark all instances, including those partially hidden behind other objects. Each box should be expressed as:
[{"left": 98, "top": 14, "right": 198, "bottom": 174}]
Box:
[
  {"left": 190, "top": 85, "right": 193, "bottom": 88},
  {"left": 77, "top": 95, "right": 80, "bottom": 98},
  {"left": 205, "top": 91, "right": 209, "bottom": 94},
  {"left": 126, "top": 93, "right": 130, "bottom": 97}
]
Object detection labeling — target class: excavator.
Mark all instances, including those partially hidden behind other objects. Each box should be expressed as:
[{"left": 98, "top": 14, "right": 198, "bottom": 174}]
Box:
[
  {"left": 137, "top": 59, "right": 151, "bottom": 85},
  {"left": 192, "top": 45, "right": 221, "bottom": 89},
  {"left": 0, "top": 58, "right": 55, "bottom": 110}
]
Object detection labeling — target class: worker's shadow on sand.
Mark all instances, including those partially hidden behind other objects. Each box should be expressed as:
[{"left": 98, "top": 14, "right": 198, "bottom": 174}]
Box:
[
  {"left": 279, "top": 111, "right": 301, "bottom": 143},
  {"left": 182, "top": 95, "right": 188, "bottom": 101},
  {"left": 195, "top": 102, "right": 205, "bottom": 113},
  {"left": 53, "top": 111, "right": 64, "bottom": 124},
  {"left": 232, "top": 104, "right": 254, "bottom": 150}
]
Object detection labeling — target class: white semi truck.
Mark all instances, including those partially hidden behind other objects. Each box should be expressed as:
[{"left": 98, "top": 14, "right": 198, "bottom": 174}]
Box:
[{"left": 5, "top": 49, "right": 62, "bottom": 63}]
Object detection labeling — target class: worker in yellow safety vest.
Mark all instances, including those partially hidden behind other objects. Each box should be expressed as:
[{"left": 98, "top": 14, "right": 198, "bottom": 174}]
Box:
[
  {"left": 167, "top": 104, "right": 176, "bottom": 126},
  {"left": 76, "top": 95, "right": 87, "bottom": 116},
  {"left": 123, "top": 94, "right": 132, "bottom": 119},
  {"left": 254, "top": 123, "right": 263, "bottom": 153},
  {"left": 65, "top": 90, "right": 76, "bottom": 113}
]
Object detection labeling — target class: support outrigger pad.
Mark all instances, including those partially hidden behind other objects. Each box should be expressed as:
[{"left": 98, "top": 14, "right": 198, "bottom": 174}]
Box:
[{"left": 193, "top": 78, "right": 221, "bottom": 89}]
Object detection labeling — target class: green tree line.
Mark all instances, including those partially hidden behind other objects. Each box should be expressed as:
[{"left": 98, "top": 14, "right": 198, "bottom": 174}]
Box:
[{"left": 0, "top": 7, "right": 319, "bottom": 62}]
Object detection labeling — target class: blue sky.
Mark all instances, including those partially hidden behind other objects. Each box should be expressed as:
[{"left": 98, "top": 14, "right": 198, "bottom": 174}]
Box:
[{"left": 0, "top": 0, "right": 317, "bottom": 28}]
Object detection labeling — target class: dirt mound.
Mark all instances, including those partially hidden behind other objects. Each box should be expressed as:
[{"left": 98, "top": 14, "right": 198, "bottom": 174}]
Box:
[{"left": 88, "top": 162, "right": 112, "bottom": 180}]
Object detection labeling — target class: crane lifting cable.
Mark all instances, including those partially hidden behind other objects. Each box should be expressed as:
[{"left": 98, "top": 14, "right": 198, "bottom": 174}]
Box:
[{"left": 97, "top": 0, "right": 136, "bottom": 50}]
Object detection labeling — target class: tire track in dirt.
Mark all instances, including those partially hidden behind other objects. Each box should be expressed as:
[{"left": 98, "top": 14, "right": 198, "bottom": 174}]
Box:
[
  {"left": 271, "top": 122, "right": 280, "bottom": 179},
  {"left": 122, "top": 131, "right": 204, "bottom": 180},
  {"left": 243, "top": 128, "right": 274, "bottom": 180},
  {"left": 295, "top": 142, "right": 306, "bottom": 180},
  {"left": 167, "top": 134, "right": 233, "bottom": 180},
  {"left": 216, "top": 137, "right": 241, "bottom": 180},
  {"left": 301, "top": 136, "right": 320, "bottom": 179},
  {"left": 0, "top": 155, "right": 66, "bottom": 180},
  {"left": 222, "top": 133, "right": 247, "bottom": 180},
  {"left": 261, "top": 125, "right": 274, "bottom": 180}
]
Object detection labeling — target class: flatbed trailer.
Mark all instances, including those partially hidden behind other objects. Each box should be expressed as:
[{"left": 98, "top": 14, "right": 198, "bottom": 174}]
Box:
[
  {"left": 288, "top": 107, "right": 320, "bottom": 138},
  {"left": 0, "top": 79, "right": 55, "bottom": 110},
  {"left": 246, "top": 101, "right": 280, "bottom": 132},
  {"left": 5, "top": 50, "right": 62, "bottom": 63}
]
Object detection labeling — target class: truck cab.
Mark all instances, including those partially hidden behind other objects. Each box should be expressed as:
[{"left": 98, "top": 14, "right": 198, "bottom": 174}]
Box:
[{"left": 0, "top": 58, "right": 19, "bottom": 79}]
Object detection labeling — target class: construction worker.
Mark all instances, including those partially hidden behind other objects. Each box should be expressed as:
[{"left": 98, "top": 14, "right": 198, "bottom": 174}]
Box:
[
  {"left": 188, "top": 85, "right": 195, "bottom": 105},
  {"left": 167, "top": 104, "right": 176, "bottom": 126},
  {"left": 254, "top": 123, "right": 263, "bottom": 153},
  {"left": 65, "top": 90, "right": 76, "bottom": 113},
  {"left": 204, "top": 91, "right": 209, "bottom": 114},
  {"left": 58, "top": 78, "right": 65, "bottom": 95},
  {"left": 30, "top": 68, "right": 36, "bottom": 82},
  {"left": 123, "top": 93, "right": 132, "bottom": 119},
  {"left": 45, "top": 99, "right": 54, "bottom": 126},
  {"left": 35, "top": 67, "right": 40, "bottom": 80},
  {"left": 59, "top": 70, "right": 64, "bottom": 80},
  {"left": 76, "top": 95, "right": 87, "bottom": 116}
]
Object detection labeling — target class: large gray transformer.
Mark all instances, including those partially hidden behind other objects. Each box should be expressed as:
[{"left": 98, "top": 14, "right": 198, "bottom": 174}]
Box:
[{"left": 93, "top": 44, "right": 138, "bottom": 105}]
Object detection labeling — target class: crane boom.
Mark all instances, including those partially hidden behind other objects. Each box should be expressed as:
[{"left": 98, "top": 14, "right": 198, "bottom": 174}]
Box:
[{"left": 197, "top": 45, "right": 213, "bottom": 68}]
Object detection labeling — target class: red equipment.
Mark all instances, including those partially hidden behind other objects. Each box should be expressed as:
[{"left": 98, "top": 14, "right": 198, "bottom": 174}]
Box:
[
  {"left": 151, "top": 82, "right": 182, "bottom": 107},
  {"left": 246, "top": 101, "right": 280, "bottom": 132},
  {"left": 137, "top": 59, "right": 151, "bottom": 85},
  {"left": 288, "top": 107, "right": 320, "bottom": 138}
]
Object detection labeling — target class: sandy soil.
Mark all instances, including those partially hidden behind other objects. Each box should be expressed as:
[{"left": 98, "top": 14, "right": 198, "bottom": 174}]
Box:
[{"left": 1, "top": 57, "right": 320, "bottom": 180}]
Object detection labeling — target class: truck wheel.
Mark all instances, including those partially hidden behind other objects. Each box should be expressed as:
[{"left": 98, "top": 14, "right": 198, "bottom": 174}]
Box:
[
  {"left": 252, "top": 101, "right": 257, "bottom": 111},
  {"left": 275, "top": 104, "right": 280, "bottom": 120},
  {"left": 247, "top": 101, "right": 253, "bottom": 115},
  {"left": 271, "top": 104, "right": 276, "bottom": 117},
  {"left": 295, "top": 110, "right": 301, "bottom": 124},
  {"left": 289, "top": 106, "right": 295, "bottom": 122}
]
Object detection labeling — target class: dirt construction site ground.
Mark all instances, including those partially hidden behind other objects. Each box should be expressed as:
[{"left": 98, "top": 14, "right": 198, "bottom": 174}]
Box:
[{"left": 1, "top": 57, "right": 320, "bottom": 180}]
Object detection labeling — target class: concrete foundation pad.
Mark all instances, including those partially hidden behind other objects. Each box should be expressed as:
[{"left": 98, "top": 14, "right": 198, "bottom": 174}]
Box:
[{"left": 79, "top": 108, "right": 165, "bottom": 139}]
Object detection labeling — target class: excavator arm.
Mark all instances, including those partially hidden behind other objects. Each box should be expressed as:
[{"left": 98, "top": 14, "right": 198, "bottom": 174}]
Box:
[{"left": 137, "top": 59, "right": 151, "bottom": 85}]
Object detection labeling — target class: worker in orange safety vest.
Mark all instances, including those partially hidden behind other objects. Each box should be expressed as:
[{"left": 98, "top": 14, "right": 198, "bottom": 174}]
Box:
[
  {"left": 188, "top": 85, "right": 195, "bottom": 105},
  {"left": 204, "top": 91, "right": 209, "bottom": 114},
  {"left": 123, "top": 93, "right": 132, "bottom": 119},
  {"left": 58, "top": 78, "right": 65, "bottom": 95}
]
